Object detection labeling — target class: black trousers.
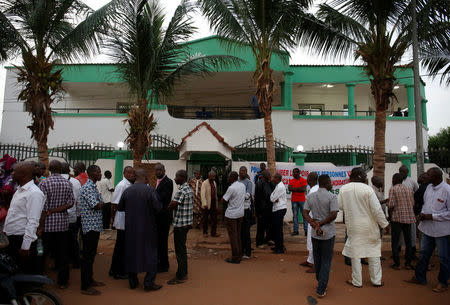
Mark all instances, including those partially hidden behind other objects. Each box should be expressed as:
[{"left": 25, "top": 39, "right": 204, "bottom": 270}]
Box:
[
  {"left": 68, "top": 218, "right": 81, "bottom": 267},
  {"left": 6, "top": 235, "right": 39, "bottom": 274},
  {"left": 102, "top": 202, "right": 111, "bottom": 229},
  {"left": 174, "top": 226, "right": 190, "bottom": 280},
  {"left": 81, "top": 231, "right": 100, "bottom": 291},
  {"left": 42, "top": 231, "right": 70, "bottom": 285},
  {"left": 128, "top": 272, "right": 155, "bottom": 288},
  {"left": 110, "top": 229, "right": 126, "bottom": 276},
  {"left": 241, "top": 209, "right": 252, "bottom": 257},
  {"left": 156, "top": 212, "right": 171, "bottom": 271},
  {"left": 391, "top": 221, "right": 413, "bottom": 266},
  {"left": 272, "top": 209, "right": 286, "bottom": 251},
  {"left": 256, "top": 210, "right": 272, "bottom": 246}
]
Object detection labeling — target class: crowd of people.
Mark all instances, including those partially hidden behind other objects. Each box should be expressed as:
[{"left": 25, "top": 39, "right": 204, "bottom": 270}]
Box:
[{"left": 0, "top": 157, "right": 448, "bottom": 298}]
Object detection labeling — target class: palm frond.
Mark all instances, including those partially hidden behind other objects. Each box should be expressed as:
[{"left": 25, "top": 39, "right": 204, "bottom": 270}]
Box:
[
  {"left": 49, "top": 0, "right": 120, "bottom": 61},
  {"left": 0, "top": 9, "right": 30, "bottom": 61},
  {"left": 421, "top": 44, "right": 450, "bottom": 85}
]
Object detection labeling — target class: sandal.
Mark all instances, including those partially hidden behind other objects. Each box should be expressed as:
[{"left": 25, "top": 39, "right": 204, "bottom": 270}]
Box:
[
  {"left": 432, "top": 283, "right": 448, "bottom": 293},
  {"left": 346, "top": 280, "right": 362, "bottom": 288}
]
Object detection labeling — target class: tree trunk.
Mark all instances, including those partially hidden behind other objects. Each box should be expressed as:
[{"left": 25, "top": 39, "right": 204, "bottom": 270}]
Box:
[
  {"left": 373, "top": 106, "right": 386, "bottom": 178},
  {"left": 37, "top": 138, "right": 50, "bottom": 176},
  {"left": 263, "top": 113, "right": 276, "bottom": 175},
  {"left": 256, "top": 58, "right": 276, "bottom": 175}
]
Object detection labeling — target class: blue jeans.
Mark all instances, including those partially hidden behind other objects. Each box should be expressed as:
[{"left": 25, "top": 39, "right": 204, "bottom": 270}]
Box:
[
  {"left": 415, "top": 233, "right": 449, "bottom": 286},
  {"left": 312, "top": 236, "right": 335, "bottom": 294},
  {"left": 292, "top": 201, "right": 307, "bottom": 234}
]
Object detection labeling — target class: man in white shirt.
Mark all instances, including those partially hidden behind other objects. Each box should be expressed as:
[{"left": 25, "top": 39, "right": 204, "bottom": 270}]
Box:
[
  {"left": 270, "top": 173, "right": 287, "bottom": 254},
  {"left": 61, "top": 162, "right": 82, "bottom": 269},
  {"left": 3, "top": 161, "right": 45, "bottom": 273},
  {"left": 406, "top": 167, "right": 450, "bottom": 293},
  {"left": 109, "top": 166, "right": 135, "bottom": 279},
  {"left": 300, "top": 172, "right": 319, "bottom": 272},
  {"left": 338, "top": 167, "right": 389, "bottom": 288},
  {"left": 97, "top": 170, "right": 114, "bottom": 229},
  {"left": 221, "top": 171, "right": 245, "bottom": 264}
]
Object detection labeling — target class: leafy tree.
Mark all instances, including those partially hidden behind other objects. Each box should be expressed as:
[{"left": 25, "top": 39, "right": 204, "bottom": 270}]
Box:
[
  {"left": 297, "top": 0, "right": 449, "bottom": 178},
  {"left": 428, "top": 126, "right": 450, "bottom": 150},
  {"left": 108, "top": 0, "right": 242, "bottom": 166},
  {"left": 197, "top": 0, "right": 313, "bottom": 174},
  {"left": 0, "top": 0, "right": 118, "bottom": 171}
]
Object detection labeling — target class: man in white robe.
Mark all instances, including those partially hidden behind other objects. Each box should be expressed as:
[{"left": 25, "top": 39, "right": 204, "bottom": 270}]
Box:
[{"left": 338, "top": 167, "right": 389, "bottom": 288}]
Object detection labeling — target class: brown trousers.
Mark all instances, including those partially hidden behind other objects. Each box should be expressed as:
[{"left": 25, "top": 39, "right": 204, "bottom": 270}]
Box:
[{"left": 225, "top": 217, "right": 243, "bottom": 261}]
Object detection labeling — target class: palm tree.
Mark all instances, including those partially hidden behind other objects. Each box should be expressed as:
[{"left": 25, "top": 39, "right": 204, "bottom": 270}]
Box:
[
  {"left": 108, "top": 0, "right": 242, "bottom": 166},
  {"left": 0, "top": 0, "right": 118, "bottom": 171},
  {"left": 297, "top": 0, "right": 449, "bottom": 178},
  {"left": 197, "top": 0, "right": 313, "bottom": 175}
]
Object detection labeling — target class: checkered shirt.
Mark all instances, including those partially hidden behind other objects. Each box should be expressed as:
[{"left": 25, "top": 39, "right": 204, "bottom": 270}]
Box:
[
  {"left": 388, "top": 184, "right": 416, "bottom": 224},
  {"left": 172, "top": 182, "right": 194, "bottom": 228},
  {"left": 39, "top": 175, "right": 74, "bottom": 232},
  {"left": 79, "top": 179, "right": 103, "bottom": 234}
]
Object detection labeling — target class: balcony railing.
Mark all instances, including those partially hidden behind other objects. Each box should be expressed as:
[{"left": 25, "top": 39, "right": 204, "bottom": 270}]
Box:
[
  {"left": 167, "top": 106, "right": 260, "bottom": 120},
  {"left": 295, "top": 109, "right": 409, "bottom": 117}
]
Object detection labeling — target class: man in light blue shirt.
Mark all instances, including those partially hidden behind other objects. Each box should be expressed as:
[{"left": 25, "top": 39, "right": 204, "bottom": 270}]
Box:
[
  {"left": 406, "top": 167, "right": 450, "bottom": 293},
  {"left": 238, "top": 166, "right": 253, "bottom": 259}
]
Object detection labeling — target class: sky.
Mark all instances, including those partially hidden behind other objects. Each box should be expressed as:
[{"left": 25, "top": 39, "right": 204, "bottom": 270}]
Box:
[{"left": 0, "top": 0, "right": 448, "bottom": 136}]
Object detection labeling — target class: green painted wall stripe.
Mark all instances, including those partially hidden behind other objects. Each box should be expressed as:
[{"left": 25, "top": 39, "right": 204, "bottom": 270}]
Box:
[{"left": 293, "top": 114, "right": 414, "bottom": 121}]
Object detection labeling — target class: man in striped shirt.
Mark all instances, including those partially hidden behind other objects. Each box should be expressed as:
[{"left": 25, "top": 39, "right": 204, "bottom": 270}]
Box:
[{"left": 388, "top": 173, "right": 416, "bottom": 270}]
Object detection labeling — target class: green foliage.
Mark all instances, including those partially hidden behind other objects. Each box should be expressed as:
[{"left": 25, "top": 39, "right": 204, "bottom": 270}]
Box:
[{"left": 428, "top": 126, "right": 450, "bottom": 150}]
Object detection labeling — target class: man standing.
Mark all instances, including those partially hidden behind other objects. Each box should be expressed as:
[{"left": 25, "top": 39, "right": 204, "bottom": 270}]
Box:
[
  {"left": 399, "top": 165, "right": 419, "bottom": 261},
  {"left": 200, "top": 171, "right": 219, "bottom": 238},
  {"left": 61, "top": 162, "right": 82, "bottom": 269},
  {"left": 109, "top": 166, "right": 135, "bottom": 279},
  {"left": 388, "top": 173, "right": 416, "bottom": 270},
  {"left": 39, "top": 160, "right": 74, "bottom": 289},
  {"left": 238, "top": 166, "right": 253, "bottom": 259},
  {"left": 371, "top": 176, "right": 389, "bottom": 215},
  {"left": 406, "top": 167, "right": 450, "bottom": 293},
  {"left": 222, "top": 171, "right": 246, "bottom": 263},
  {"left": 288, "top": 168, "right": 307, "bottom": 236},
  {"left": 270, "top": 173, "right": 287, "bottom": 254},
  {"left": 189, "top": 170, "right": 204, "bottom": 229},
  {"left": 167, "top": 170, "right": 193, "bottom": 284},
  {"left": 3, "top": 161, "right": 45, "bottom": 273},
  {"left": 74, "top": 162, "right": 88, "bottom": 186},
  {"left": 254, "top": 163, "right": 266, "bottom": 183},
  {"left": 119, "top": 169, "right": 162, "bottom": 291},
  {"left": 338, "top": 167, "right": 389, "bottom": 288},
  {"left": 303, "top": 175, "right": 339, "bottom": 298},
  {"left": 79, "top": 165, "right": 105, "bottom": 295},
  {"left": 300, "top": 172, "right": 319, "bottom": 273},
  {"left": 97, "top": 170, "right": 114, "bottom": 230},
  {"left": 254, "top": 170, "right": 274, "bottom": 248},
  {"left": 155, "top": 163, "right": 174, "bottom": 273}
]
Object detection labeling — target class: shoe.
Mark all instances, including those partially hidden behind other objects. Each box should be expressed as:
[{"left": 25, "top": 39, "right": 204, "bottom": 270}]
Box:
[
  {"left": 91, "top": 281, "right": 105, "bottom": 287},
  {"left": 167, "top": 277, "right": 187, "bottom": 285},
  {"left": 432, "top": 283, "right": 448, "bottom": 293},
  {"left": 404, "top": 277, "right": 426, "bottom": 285},
  {"left": 390, "top": 264, "right": 401, "bottom": 270},
  {"left": 242, "top": 255, "right": 250, "bottom": 260},
  {"left": 306, "top": 267, "right": 315, "bottom": 273},
  {"left": 144, "top": 283, "right": 163, "bottom": 291},
  {"left": 113, "top": 274, "right": 128, "bottom": 280},
  {"left": 58, "top": 284, "right": 68, "bottom": 290},
  {"left": 272, "top": 248, "right": 286, "bottom": 254},
  {"left": 373, "top": 281, "right": 384, "bottom": 287},
  {"left": 225, "top": 258, "right": 240, "bottom": 264},
  {"left": 346, "top": 280, "right": 362, "bottom": 288},
  {"left": 316, "top": 291, "right": 326, "bottom": 298},
  {"left": 266, "top": 240, "right": 275, "bottom": 246},
  {"left": 300, "top": 261, "right": 313, "bottom": 268},
  {"left": 81, "top": 287, "right": 101, "bottom": 296},
  {"left": 291, "top": 232, "right": 299, "bottom": 236},
  {"left": 404, "top": 264, "right": 414, "bottom": 270}
]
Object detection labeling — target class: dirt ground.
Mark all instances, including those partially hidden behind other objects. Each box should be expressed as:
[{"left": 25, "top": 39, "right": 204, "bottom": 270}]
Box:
[{"left": 49, "top": 225, "right": 448, "bottom": 305}]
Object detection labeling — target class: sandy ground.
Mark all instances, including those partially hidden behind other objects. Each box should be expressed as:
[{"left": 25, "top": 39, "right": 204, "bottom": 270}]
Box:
[{"left": 47, "top": 225, "right": 448, "bottom": 305}]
